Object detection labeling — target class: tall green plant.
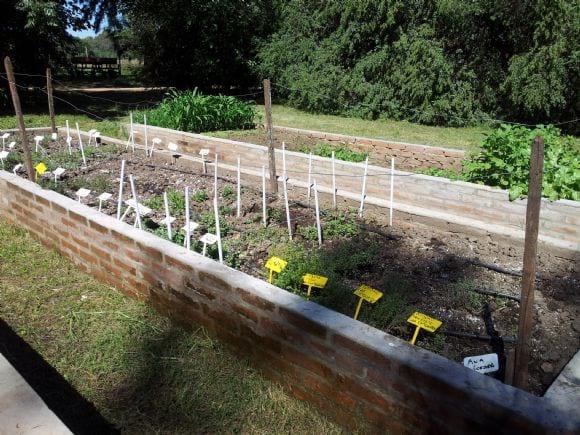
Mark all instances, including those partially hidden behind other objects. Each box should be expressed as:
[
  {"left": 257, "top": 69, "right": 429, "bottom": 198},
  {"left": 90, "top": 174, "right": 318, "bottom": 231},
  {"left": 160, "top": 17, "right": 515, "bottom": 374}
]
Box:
[
  {"left": 135, "top": 89, "right": 257, "bottom": 133},
  {"left": 463, "top": 125, "right": 580, "bottom": 201}
]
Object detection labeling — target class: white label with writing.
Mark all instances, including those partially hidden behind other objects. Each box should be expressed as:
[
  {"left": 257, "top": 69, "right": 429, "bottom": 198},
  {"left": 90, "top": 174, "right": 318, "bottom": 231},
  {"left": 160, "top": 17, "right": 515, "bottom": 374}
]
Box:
[{"left": 463, "top": 353, "right": 499, "bottom": 374}]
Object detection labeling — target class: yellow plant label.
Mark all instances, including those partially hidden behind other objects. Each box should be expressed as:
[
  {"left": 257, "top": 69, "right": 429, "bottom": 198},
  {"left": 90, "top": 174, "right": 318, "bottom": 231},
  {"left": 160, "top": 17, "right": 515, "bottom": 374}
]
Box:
[
  {"left": 354, "top": 285, "right": 383, "bottom": 304},
  {"left": 265, "top": 256, "right": 287, "bottom": 273},
  {"left": 35, "top": 162, "right": 47, "bottom": 175},
  {"left": 407, "top": 312, "right": 442, "bottom": 333},
  {"left": 302, "top": 274, "right": 328, "bottom": 289}
]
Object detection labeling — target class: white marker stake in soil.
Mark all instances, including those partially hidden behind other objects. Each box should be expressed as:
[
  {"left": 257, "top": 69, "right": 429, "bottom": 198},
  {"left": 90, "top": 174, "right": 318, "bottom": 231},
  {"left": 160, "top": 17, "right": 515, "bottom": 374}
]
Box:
[
  {"left": 98, "top": 192, "right": 112, "bottom": 212},
  {"left": 53, "top": 167, "right": 65, "bottom": 183},
  {"left": 8, "top": 141, "right": 16, "bottom": 150},
  {"left": 76, "top": 188, "right": 91, "bottom": 203},
  {"left": 87, "top": 129, "right": 96, "bottom": 146},
  {"left": 358, "top": 156, "right": 369, "bottom": 217},
  {"left": 66, "top": 136, "right": 72, "bottom": 155},
  {"left": 262, "top": 165, "right": 267, "bottom": 227},
  {"left": 307, "top": 152, "right": 313, "bottom": 202},
  {"left": 13, "top": 163, "right": 23, "bottom": 175},
  {"left": 463, "top": 353, "right": 499, "bottom": 374},
  {"left": 214, "top": 153, "right": 219, "bottom": 200},
  {"left": 200, "top": 148, "right": 209, "bottom": 174},
  {"left": 163, "top": 191, "right": 172, "bottom": 240},
  {"left": 237, "top": 156, "right": 241, "bottom": 218},
  {"left": 185, "top": 186, "right": 191, "bottom": 251},
  {"left": 126, "top": 112, "right": 134, "bottom": 150},
  {"left": 129, "top": 175, "right": 142, "bottom": 229},
  {"left": 200, "top": 233, "right": 218, "bottom": 256},
  {"left": 283, "top": 175, "right": 292, "bottom": 239},
  {"left": 143, "top": 114, "right": 149, "bottom": 156},
  {"left": 66, "top": 120, "right": 71, "bottom": 141},
  {"left": 150, "top": 137, "right": 161, "bottom": 158},
  {"left": 313, "top": 179, "right": 322, "bottom": 248},
  {"left": 1, "top": 132, "right": 9, "bottom": 150},
  {"left": 0, "top": 151, "right": 9, "bottom": 169},
  {"left": 34, "top": 136, "right": 43, "bottom": 153},
  {"left": 213, "top": 196, "right": 223, "bottom": 263},
  {"left": 389, "top": 157, "right": 395, "bottom": 226},
  {"left": 76, "top": 123, "right": 87, "bottom": 167},
  {"left": 116, "top": 160, "right": 126, "bottom": 220},
  {"left": 182, "top": 222, "right": 199, "bottom": 248},
  {"left": 332, "top": 151, "right": 337, "bottom": 208},
  {"left": 282, "top": 141, "right": 287, "bottom": 177}
]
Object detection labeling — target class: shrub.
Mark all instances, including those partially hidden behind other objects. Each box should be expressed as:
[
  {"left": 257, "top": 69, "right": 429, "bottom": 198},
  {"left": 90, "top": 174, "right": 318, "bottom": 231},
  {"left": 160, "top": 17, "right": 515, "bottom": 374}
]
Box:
[
  {"left": 463, "top": 125, "right": 580, "bottom": 201},
  {"left": 135, "top": 89, "right": 257, "bottom": 133}
]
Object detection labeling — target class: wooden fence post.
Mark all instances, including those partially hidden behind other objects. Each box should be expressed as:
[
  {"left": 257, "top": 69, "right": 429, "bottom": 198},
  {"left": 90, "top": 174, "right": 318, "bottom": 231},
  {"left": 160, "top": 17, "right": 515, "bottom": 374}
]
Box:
[
  {"left": 263, "top": 78, "right": 278, "bottom": 194},
  {"left": 4, "top": 57, "right": 35, "bottom": 181},
  {"left": 514, "top": 136, "right": 544, "bottom": 389},
  {"left": 46, "top": 67, "right": 56, "bottom": 134}
]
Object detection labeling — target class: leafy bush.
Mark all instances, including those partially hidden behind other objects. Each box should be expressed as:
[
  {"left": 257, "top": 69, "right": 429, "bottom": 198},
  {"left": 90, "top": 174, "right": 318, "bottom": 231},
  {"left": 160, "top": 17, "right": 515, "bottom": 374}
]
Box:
[
  {"left": 464, "top": 125, "right": 580, "bottom": 201},
  {"left": 135, "top": 89, "right": 257, "bottom": 133}
]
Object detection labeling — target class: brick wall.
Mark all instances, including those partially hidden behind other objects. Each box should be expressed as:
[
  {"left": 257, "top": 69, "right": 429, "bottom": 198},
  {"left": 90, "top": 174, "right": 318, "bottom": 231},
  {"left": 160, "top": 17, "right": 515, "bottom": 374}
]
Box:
[
  {"left": 126, "top": 124, "right": 580, "bottom": 252},
  {"left": 273, "top": 125, "right": 466, "bottom": 171},
  {"left": 1, "top": 171, "right": 578, "bottom": 433}
]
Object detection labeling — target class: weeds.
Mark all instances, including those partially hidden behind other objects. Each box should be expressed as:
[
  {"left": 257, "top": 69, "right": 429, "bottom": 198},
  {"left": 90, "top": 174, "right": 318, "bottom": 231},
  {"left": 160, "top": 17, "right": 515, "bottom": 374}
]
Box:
[
  {"left": 299, "top": 142, "right": 367, "bottom": 163},
  {"left": 193, "top": 189, "right": 209, "bottom": 203}
]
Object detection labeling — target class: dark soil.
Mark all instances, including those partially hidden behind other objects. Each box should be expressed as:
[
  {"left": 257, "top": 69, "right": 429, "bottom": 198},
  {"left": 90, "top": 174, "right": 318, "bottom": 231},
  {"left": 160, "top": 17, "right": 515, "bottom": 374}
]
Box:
[{"left": 11, "top": 138, "right": 580, "bottom": 396}]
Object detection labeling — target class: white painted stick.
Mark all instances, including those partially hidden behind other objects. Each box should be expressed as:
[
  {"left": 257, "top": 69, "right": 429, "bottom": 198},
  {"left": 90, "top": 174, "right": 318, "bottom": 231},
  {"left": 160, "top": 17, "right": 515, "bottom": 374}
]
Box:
[
  {"left": 76, "top": 123, "right": 87, "bottom": 167},
  {"left": 213, "top": 196, "right": 223, "bottom": 263},
  {"left": 66, "top": 136, "right": 72, "bottom": 155},
  {"left": 236, "top": 156, "right": 241, "bottom": 218},
  {"left": 129, "top": 175, "right": 142, "bottom": 229},
  {"left": 282, "top": 141, "right": 287, "bottom": 178},
  {"left": 126, "top": 112, "right": 134, "bottom": 150},
  {"left": 389, "top": 157, "right": 395, "bottom": 226},
  {"left": 314, "top": 180, "right": 322, "bottom": 248},
  {"left": 307, "top": 152, "right": 313, "bottom": 202},
  {"left": 332, "top": 151, "right": 337, "bottom": 208},
  {"left": 143, "top": 114, "right": 148, "bottom": 156},
  {"left": 185, "top": 186, "right": 191, "bottom": 250},
  {"left": 164, "top": 191, "right": 172, "bottom": 240},
  {"left": 358, "top": 156, "right": 369, "bottom": 217},
  {"left": 116, "top": 160, "right": 125, "bottom": 220},
  {"left": 214, "top": 152, "right": 218, "bottom": 200},
  {"left": 66, "top": 120, "right": 70, "bottom": 140},
  {"left": 262, "top": 165, "right": 267, "bottom": 227},
  {"left": 202, "top": 242, "right": 207, "bottom": 257},
  {"left": 283, "top": 175, "right": 292, "bottom": 239}
]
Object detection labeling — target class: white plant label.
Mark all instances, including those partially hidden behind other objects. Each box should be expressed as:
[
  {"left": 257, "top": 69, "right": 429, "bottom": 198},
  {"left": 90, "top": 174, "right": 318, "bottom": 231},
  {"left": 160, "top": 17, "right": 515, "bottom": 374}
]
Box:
[
  {"left": 168, "top": 142, "right": 178, "bottom": 152},
  {"left": 0, "top": 151, "right": 9, "bottom": 159},
  {"left": 98, "top": 192, "right": 113, "bottom": 201},
  {"left": 199, "top": 148, "right": 210, "bottom": 156},
  {"left": 76, "top": 188, "right": 91, "bottom": 198},
  {"left": 463, "top": 353, "right": 499, "bottom": 374},
  {"left": 8, "top": 141, "right": 16, "bottom": 149},
  {"left": 1, "top": 133, "right": 9, "bottom": 140},
  {"left": 53, "top": 167, "right": 66, "bottom": 177},
  {"left": 200, "top": 233, "right": 218, "bottom": 245}
]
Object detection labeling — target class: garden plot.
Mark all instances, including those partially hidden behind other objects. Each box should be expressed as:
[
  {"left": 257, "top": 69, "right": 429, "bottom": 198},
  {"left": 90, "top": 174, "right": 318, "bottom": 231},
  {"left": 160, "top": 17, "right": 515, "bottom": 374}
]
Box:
[{"left": 4, "top": 133, "right": 579, "bottom": 395}]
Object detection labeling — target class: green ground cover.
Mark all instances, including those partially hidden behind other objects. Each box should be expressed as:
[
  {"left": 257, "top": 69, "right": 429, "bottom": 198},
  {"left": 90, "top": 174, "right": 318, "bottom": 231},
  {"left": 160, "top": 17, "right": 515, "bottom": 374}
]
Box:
[{"left": 0, "top": 221, "right": 341, "bottom": 433}]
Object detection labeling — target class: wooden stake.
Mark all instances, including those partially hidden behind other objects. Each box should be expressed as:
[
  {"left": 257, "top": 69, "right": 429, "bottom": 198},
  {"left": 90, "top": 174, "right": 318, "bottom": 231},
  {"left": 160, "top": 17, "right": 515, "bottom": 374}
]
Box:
[
  {"left": 46, "top": 68, "right": 56, "bottom": 134},
  {"left": 263, "top": 78, "right": 278, "bottom": 193},
  {"left": 514, "top": 136, "right": 544, "bottom": 390},
  {"left": 237, "top": 156, "right": 241, "bottom": 218},
  {"left": 262, "top": 165, "right": 267, "bottom": 227},
  {"left": 3, "top": 57, "right": 34, "bottom": 181},
  {"left": 389, "top": 157, "right": 395, "bottom": 226},
  {"left": 313, "top": 180, "right": 322, "bottom": 247},
  {"left": 358, "top": 156, "right": 369, "bottom": 217}
]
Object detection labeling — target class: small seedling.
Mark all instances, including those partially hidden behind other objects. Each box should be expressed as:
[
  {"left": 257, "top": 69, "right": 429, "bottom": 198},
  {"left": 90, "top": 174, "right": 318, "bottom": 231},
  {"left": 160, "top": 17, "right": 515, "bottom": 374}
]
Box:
[
  {"left": 353, "top": 285, "right": 383, "bottom": 320},
  {"left": 265, "top": 256, "right": 287, "bottom": 283},
  {"left": 407, "top": 311, "right": 442, "bottom": 345},
  {"left": 302, "top": 273, "right": 328, "bottom": 299}
]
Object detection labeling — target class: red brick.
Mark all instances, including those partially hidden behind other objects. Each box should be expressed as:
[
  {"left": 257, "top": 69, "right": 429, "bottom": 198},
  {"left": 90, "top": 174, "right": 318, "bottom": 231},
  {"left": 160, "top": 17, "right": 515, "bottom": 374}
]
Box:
[
  {"left": 61, "top": 217, "right": 78, "bottom": 229},
  {"left": 51, "top": 202, "right": 67, "bottom": 215},
  {"left": 78, "top": 249, "right": 98, "bottom": 264},
  {"left": 230, "top": 303, "right": 258, "bottom": 323},
  {"left": 113, "top": 258, "right": 136, "bottom": 275},
  {"left": 69, "top": 211, "right": 87, "bottom": 225},
  {"left": 137, "top": 242, "right": 163, "bottom": 262},
  {"left": 91, "top": 244, "right": 111, "bottom": 262},
  {"left": 278, "top": 307, "right": 327, "bottom": 339},
  {"left": 184, "top": 278, "right": 217, "bottom": 300},
  {"left": 281, "top": 346, "right": 333, "bottom": 379},
  {"left": 198, "top": 270, "right": 232, "bottom": 292},
  {"left": 333, "top": 333, "right": 392, "bottom": 369},
  {"left": 235, "top": 287, "right": 275, "bottom": 312},
  {"left": 71, "top": 235, "right": 89, "bottom": 250},
  {"left": 260, "top": 317, "right": 304, "bottom": 346},
  {"left": 89, "top": 220, "right": 110, "bottom": 235},
  {"left": 33, "top": 194, "right": 50, "bottom": 207}
]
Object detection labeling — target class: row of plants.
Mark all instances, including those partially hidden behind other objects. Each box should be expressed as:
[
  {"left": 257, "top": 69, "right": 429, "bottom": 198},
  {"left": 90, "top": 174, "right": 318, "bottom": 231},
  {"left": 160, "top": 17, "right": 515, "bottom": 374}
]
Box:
[
  {"left": 134, "top": 89, "right": 257, "bottom": 133},
  {"left": 419, "top": 125, "right": 580, "bottom": 201}
]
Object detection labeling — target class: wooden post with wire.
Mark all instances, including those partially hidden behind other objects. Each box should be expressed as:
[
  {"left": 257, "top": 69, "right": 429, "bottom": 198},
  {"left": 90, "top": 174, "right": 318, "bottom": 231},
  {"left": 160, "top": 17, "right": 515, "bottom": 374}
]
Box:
[
  {"left": 46, "top": 67, "right": 56, "bottom": 134},
  {"left": 514, "top": 136, "right": 544, "bottom": 390},
  {"left": 263, "top": 78, "right": 278, "bottom": 194},
  {"left": 4, "top": 56, "right": 34, "bottom": 181}
]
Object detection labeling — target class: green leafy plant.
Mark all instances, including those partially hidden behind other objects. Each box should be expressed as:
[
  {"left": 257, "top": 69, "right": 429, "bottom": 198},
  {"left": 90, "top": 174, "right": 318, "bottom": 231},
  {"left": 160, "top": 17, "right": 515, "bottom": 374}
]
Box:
[
  {"left": 299, "top": 142, "right": 368, "bottom": 163},
  {"left": 324, "top": 212, "right": 359, "bottom": 238},
  {"left": 463, "top": 124, "right": 580, "bottom": 201},
  {"left": 222, "top": 185, "right": 234, "bottom": 199},
  {"left": 192, "top": 189, "right": 209, "bottom": 203},
  {"left": 134, "top": 89, "right": 256, "bottom": 133}
]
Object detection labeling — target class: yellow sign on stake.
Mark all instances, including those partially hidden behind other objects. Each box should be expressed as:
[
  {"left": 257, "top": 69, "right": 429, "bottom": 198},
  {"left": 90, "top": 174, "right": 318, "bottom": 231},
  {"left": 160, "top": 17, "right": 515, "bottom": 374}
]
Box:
[
  {"left": 265, "top": 256, "right": 287, "bottom": 283},
  {"left": 35, "top": 162, "right": 47, "bottom": 177},
  {"left": 407, "top": 311, "right": 442, "bottom": 345},
  {"left": 353, "top": 285, "right": 383, "bottom": 320},
  {"left": 302, "top": 273, "right": 328, "bottom": 299}
]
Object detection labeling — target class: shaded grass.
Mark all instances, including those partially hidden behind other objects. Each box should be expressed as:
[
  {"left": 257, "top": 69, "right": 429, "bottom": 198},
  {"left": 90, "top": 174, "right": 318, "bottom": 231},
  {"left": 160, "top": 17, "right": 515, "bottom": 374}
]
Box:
[{"left": 0, "top": 221, "right": 341, "bottom": 434}]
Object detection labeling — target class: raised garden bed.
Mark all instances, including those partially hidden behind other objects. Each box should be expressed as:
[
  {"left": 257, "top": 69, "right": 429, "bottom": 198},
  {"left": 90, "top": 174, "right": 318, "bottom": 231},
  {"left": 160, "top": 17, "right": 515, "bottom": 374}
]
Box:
[{"left": 3, "top": 131, "right": 578, "bottom": 396}]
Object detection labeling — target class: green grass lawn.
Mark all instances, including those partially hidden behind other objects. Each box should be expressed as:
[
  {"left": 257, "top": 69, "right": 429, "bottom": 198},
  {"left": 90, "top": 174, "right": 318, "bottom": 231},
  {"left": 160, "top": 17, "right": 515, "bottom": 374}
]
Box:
[
  {"left": 260, "top": 105, "right": 492, "bottom": 151},
  {"left": 0, "top": 221, "right": 341, "bottom": 433}
]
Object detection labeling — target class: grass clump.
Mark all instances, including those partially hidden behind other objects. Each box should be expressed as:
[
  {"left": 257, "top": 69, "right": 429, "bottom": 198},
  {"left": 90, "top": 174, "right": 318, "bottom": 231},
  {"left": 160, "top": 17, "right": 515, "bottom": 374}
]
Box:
[
  {"left": 299, "top": 142, "right": 367, "bottom": 163},
  {"left": 135, "top": 89, "right": 257, "bottom": 133},
  {"left": 192, "top": 189, "right": 209, "bottom": 203}
]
